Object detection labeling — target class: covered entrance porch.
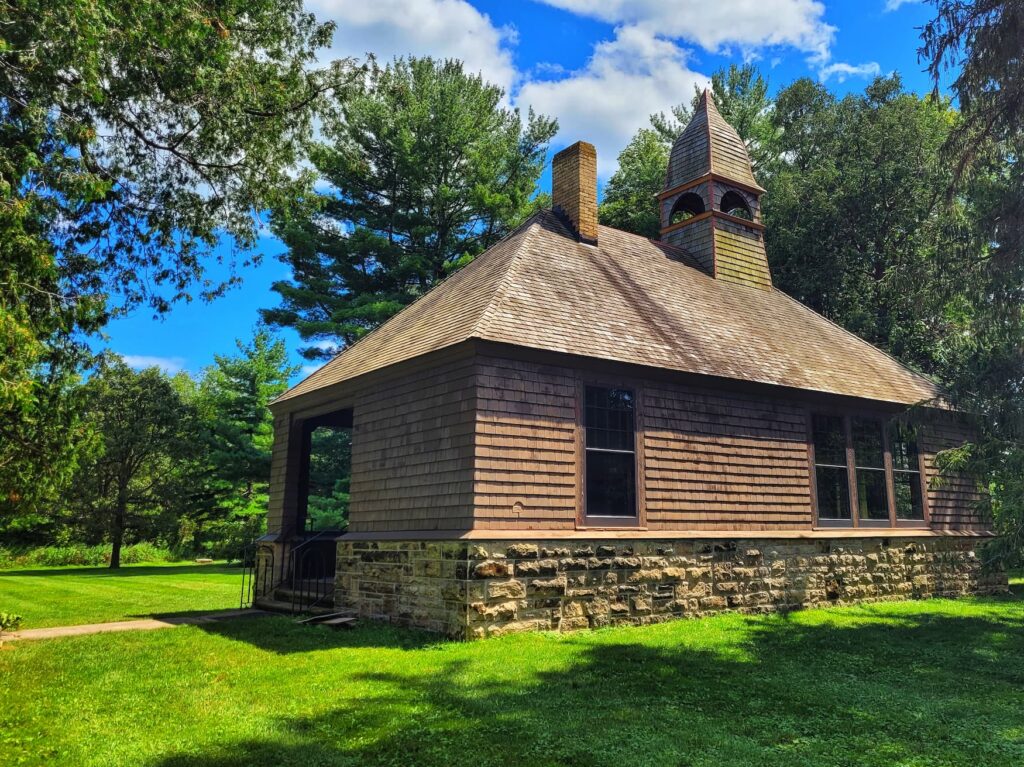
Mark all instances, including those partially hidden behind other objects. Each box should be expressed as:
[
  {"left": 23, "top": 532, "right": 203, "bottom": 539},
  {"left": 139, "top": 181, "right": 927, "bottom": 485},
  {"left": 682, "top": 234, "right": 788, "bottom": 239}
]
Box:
[{"left": 245, "top": 407, "right": 352, "bottom": 615}]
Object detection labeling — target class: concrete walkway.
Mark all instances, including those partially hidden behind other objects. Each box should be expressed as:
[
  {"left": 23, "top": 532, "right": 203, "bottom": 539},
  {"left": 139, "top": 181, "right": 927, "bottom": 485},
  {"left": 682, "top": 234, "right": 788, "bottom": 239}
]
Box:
[{"left": 5, "top": 608, "right": 268, "bottom": 642}]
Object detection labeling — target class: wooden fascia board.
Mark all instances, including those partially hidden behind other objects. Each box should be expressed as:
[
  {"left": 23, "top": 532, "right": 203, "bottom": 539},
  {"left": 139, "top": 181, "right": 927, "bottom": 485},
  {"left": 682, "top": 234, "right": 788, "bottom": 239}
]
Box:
[
  {"left": 472, "top": 339, "right": 918, "bottom": 414},
  {"left": 659, "top": 209, "right": 765, "bottom": 238},
  {"left": 337, "top": 528, "right": 995, "bottom": 541},
  {"left": 659, "top": 209, "right": 713, "bottom": 236},
  {"left": 657, "top": 172, "right": 766, "bottom": 202}
]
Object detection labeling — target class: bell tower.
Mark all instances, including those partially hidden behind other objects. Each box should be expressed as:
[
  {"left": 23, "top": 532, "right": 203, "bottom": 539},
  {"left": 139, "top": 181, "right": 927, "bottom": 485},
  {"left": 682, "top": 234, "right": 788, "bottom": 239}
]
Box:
[{"left": 658, "top": 90, "right": 772, "bottom": 290}]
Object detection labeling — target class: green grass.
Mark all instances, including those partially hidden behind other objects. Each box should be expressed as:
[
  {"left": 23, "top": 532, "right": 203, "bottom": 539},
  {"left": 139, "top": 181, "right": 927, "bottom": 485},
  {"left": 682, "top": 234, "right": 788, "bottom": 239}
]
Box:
[
  {"left": 0, "top": 562, "right": 242, "bottom": 628},
  {"left": 3, "top": 587, "right": 1024, "bottom": 767}
]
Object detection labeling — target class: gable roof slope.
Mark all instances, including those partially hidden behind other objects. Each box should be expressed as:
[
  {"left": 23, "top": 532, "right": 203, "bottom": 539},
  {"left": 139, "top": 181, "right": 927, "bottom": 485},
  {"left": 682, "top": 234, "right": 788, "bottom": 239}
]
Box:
[{"left": 276, "top": 210, "right": 940, "bottom": 406}]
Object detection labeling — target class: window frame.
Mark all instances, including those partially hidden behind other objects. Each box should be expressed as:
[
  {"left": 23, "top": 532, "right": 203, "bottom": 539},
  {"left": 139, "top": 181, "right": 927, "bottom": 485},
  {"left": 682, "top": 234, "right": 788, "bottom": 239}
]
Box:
[
  {"left": 577, "top": 378, "right": 646, "bottom": 529},
  {"left": 807, "top": 409, "right": 930, "bottom": 530}
]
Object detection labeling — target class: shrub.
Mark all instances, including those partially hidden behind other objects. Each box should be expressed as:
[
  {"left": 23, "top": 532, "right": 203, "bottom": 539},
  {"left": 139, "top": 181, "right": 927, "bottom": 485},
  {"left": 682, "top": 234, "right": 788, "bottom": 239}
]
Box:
[
  {"left": 0, "top": 612, "right": 23, "bottom": 643},
  {"left": 0, "top": 543, "right": 178, "bottom": 569},
  {"left": 118, "top": 542, "right": 175, "bottom": 565}
]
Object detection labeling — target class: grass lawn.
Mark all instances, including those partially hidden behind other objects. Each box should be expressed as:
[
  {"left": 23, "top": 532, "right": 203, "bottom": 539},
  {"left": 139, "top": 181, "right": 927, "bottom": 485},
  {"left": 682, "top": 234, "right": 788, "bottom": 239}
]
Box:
[
  {"left": 0, "top": 562, "right": 242, "bottom": 628},
  {"left": 3, "top": 586, "right": 1024, "bottom": 767}
]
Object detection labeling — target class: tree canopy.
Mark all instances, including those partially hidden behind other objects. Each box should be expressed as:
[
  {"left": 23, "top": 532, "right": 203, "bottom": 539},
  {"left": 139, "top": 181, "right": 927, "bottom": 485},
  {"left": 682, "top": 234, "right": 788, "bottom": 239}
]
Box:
[
  {"left": 0, "top": 0, "right": 349, "bottom": 521},
  {"left": 920, "top": 0, "right": 1024, "bottom": 562},
  {"left": 262, "top": 56, "right": 558, "bottom": 359}
]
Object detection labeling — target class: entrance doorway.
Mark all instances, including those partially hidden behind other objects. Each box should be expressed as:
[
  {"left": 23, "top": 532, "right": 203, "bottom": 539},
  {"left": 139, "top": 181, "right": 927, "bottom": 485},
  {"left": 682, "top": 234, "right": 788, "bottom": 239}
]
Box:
[{"left": 297, "top": 408, "right": 352, "bottom": 535}]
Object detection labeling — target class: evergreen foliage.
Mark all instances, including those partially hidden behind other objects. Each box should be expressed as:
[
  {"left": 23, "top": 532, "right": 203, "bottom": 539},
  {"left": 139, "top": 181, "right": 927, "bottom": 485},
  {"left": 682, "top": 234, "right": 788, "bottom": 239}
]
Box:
[
  {"left": 263, "top": 56, "right": 557, "bottom": 359},
  {"left": 921, "top": 0, "right": 1024, "bottom": 564},
  {"left": 0, "top": 0, "right": 348, "bottom": 522}
]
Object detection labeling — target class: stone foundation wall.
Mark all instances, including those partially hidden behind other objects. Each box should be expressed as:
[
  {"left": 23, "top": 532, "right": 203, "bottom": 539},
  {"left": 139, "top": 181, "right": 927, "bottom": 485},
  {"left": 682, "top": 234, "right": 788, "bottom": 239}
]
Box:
[{"left": 335, "top": 536, "right": 1008, "bottom": 640}]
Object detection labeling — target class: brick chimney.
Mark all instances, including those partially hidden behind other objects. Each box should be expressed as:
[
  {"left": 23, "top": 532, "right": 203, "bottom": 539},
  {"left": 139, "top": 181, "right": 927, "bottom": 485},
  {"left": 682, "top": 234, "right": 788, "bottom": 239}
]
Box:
[{"left": 552, "top": 141, "right": 598, "bottom": 244}]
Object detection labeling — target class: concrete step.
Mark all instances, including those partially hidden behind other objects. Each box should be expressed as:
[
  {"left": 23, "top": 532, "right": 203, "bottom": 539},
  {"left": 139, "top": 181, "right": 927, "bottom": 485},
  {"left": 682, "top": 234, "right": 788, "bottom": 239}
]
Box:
[{"left": 272, "top": 586, "right": 335, "bottom": 605}]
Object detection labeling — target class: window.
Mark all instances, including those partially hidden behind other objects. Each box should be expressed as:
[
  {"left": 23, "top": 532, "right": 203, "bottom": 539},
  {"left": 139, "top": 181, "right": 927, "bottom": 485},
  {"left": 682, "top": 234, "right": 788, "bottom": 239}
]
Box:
[
  {"left": 584, "top": 386, "right": 636, "bottom": 519},
  {"left": 669, "top": 192, "right": 705, "bottom": 225},
  {"left": 890, "top": 423, "right": 924, "bottom": 521},
  {"left": 720, "top": 190, "right": 753, "bottom": 220},
  {"left": 810, "top": 413, "right": 927, "bottom": 527},
  {"left": 852, "top": 418, "right": 888, "bottom": 522},
  {"left": 812, "top": 415, "right": 851, "bottom": 521}
]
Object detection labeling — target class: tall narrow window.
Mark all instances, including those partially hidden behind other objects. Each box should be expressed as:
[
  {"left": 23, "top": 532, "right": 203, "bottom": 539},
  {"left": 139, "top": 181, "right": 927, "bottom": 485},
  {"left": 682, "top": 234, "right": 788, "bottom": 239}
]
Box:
[
  {"left": 852, "top": 418, "right": 888, "bottom": 522},
  {"left": 812, "top": 415, "right": 851, "bottom": 521},
  {"left": 891, "top": 423, "right": 925, "bottom": 521},
  {"left": 584, "top": 386, "right": 636, "bottom": 519}
]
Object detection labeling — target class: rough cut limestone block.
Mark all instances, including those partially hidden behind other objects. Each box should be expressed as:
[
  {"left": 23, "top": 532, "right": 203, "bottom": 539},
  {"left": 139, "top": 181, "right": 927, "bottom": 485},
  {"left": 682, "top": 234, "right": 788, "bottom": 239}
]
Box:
[{"left": 334, "top": 536, "right": 1008, "bottom": 640}]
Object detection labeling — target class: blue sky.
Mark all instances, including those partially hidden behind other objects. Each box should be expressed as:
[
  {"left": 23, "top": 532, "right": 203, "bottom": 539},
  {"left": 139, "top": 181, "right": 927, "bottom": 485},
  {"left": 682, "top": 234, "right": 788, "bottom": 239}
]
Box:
[{"left": 103, "top": 0, "right": 942, "bottom": 382}]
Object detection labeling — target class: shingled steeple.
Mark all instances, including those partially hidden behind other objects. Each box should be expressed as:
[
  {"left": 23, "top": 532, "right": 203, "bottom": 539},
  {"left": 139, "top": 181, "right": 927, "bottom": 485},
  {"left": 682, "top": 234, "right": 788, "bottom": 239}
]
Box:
[{"left": 658, "top": 90, "right": 772, "bottom": 290}]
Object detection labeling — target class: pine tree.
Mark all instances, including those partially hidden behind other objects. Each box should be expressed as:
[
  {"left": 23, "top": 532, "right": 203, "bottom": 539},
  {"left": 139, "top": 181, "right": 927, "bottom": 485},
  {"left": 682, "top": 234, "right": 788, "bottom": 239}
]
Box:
[{"left": 262, "top": 57, "right": 557, "bottom": 360}]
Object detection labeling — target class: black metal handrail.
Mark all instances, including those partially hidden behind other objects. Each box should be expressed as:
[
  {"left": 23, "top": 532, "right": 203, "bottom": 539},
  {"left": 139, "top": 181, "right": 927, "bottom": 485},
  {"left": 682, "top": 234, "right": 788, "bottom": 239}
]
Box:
[
  {"left": 284, "top": 529, "right": 335, "bottom": 613},
  {"left": 288, "top": 543, "right": 335, "bottom": 614},
  {"left": 240, "top": 539, "right": 275, "bottom": 608},
  {"left": 241, "top": 529, "right": 337, "bottom": 613}
]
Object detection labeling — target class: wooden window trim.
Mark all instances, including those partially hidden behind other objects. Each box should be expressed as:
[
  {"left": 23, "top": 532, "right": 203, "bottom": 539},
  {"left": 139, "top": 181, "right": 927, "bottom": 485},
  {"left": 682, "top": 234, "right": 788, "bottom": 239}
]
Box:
[
  {"left": 892, "top": 428, "right": 930, "bottom": 529},
  {"left": 809, "top": 409, "right": 929, "bottom": 531},
  {"left": 576, "top": 376, "right": 647, "bottom": 530}
]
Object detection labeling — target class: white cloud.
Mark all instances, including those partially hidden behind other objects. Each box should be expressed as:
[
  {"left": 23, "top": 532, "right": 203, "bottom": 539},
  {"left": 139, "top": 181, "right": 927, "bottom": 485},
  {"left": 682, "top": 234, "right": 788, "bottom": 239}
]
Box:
[
  {"left": 818, "top": 61, "right": 882, "bottom": 83},
  {"left": 309, "top": 0, "right": 518, "bottom": 93},
  {"left": 120, "top": 355, "right": 187, "bottom": 375},
  {"left": 518, "top": 26, "right": 708, "bottom": 175},
  {"left": 311, "top": 339, "right": 340, "bottom": 354},
  {"left": 534, "top": 0, "right": 836, "bottom": 63},
  {"left": 300, "top": 364, "right": 323, "bottom": 377},
  {"left": 884, "top": 0, "right": 920, "bottom": 11}
]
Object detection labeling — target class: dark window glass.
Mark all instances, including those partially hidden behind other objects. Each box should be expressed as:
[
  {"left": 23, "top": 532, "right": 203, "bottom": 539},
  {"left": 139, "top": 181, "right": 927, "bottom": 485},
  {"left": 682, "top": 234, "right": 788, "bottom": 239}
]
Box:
[
  {"left": 812, "top": 415, "right": 847, "bottom": 466},
  {"left": 893, "top": 471, "right": 924, "bottom": 520},
  {"left": 812, "top": 415, "right": 851, "bottom": 520},
  {"left": 890, "top": 423, "right": 924, "bottom": 520},
  {"left": 851, "top": 418, "right": 888, "bottom": 521},
  {"left": 815, "top": 466, "right": 851, "bottom": 520},
  {"left": 584, "top": 387, "right": 636, "bottom": 518},
  {"left": 890, "top": 423, "right": 920, "bottom": 471},
  {"left": 857, "top": 469, "right": 889, "bottom": 520},
  {"left": 851, "top": 418, "right": 885, "bottom": 468},
  {"left": 586, "top": 451, "right": 636, "bottom": 517}
]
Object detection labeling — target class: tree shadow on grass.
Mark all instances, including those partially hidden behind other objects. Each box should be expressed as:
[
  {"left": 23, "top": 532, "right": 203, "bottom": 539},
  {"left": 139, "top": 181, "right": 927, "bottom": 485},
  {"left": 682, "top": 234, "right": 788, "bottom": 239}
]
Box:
[
  {"left": 151, "top": 602, "right": 1024, "bottom": 767},
  {"left": 192, "top": 613, "right": 446, "bottom": 652}
]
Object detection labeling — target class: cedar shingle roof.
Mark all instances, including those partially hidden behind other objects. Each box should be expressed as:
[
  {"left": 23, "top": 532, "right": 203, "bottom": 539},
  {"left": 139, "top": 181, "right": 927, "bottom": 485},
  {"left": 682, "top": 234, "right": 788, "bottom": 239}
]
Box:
[
  {"left": 276, "top": 210, "right": 940, "bottom": 406},
  {"left": 666, "top": 90, "right": 764, "bottom": 192}
]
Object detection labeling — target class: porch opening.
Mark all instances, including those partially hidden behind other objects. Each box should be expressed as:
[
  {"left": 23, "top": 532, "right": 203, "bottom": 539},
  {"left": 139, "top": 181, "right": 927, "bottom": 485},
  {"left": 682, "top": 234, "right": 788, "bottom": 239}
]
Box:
[{"left": 297, "top": 408, "right": 352, "bottom": 534}]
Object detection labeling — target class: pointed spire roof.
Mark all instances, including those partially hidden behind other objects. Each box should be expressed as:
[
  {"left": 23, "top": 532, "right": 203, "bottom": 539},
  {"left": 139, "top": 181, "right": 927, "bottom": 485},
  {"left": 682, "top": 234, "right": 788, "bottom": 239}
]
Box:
[{"left": 666, "top": 89, "right": 764, "bottom": 192}]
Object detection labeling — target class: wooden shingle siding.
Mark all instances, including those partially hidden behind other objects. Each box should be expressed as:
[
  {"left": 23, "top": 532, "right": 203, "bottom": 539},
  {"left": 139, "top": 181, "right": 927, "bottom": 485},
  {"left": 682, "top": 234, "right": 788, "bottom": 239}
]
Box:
[
  {"left": 642, "top": 385, "right": 812, "bottom": 530},
  {"left": 708, "top": 120, "right": 758, "bottom": 185},
  {"left": 471, "top": 355, "right": 814, "bottom": 532},
  {"left": 666, "top": 111, "right": 710, "bottom": 189},
  {"left": 713, "top": 222, "right": 772, "bottom": 290},
  {"left": 347, "top": 358, "right": 476, "bottom": 532},
  {"left": 920, "top": 417, "right": 987, "bottom": 530},
  {"left": 662, "top": 216, "right": 715, "bottom": 274},
  {"left": 473, "top": 356, "right": 578, "bottom": 529}
]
